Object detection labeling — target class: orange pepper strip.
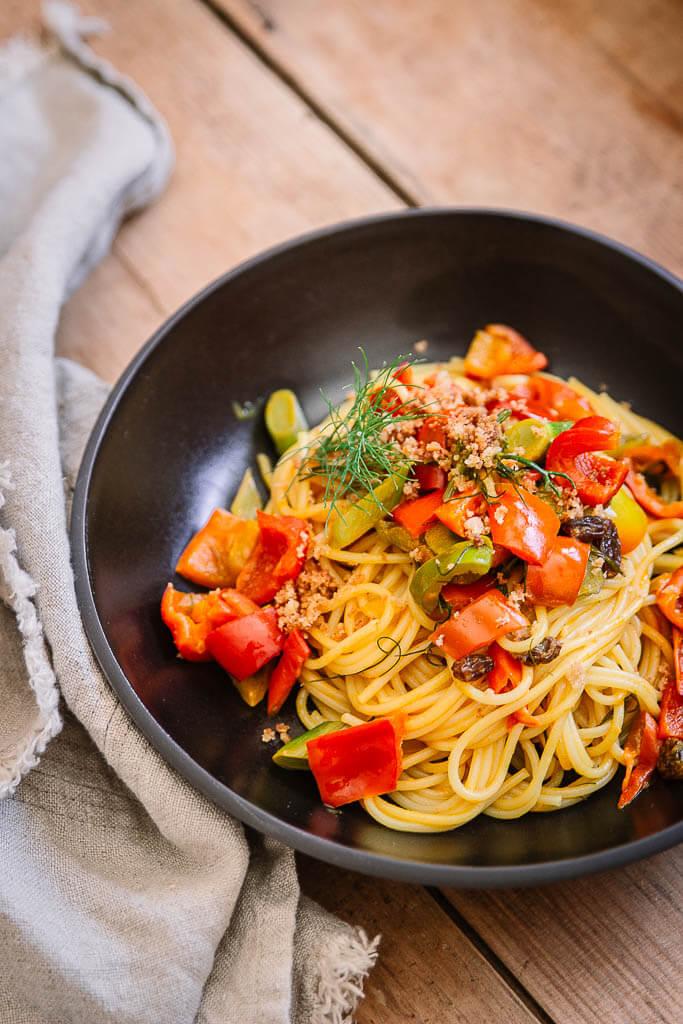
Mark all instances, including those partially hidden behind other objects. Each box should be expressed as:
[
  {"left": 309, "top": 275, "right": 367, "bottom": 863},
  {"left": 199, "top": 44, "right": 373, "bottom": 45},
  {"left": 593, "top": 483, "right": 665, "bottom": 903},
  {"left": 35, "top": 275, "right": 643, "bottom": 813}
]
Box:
[
  {"left": 655, "top": 567, "right": 683, "bottom": 630},
  {"left": 176, "top": 508, "right": 258, "bottom": 588},
  {"left": 627, "top": 469, "right": 683, "bottom": 520}
]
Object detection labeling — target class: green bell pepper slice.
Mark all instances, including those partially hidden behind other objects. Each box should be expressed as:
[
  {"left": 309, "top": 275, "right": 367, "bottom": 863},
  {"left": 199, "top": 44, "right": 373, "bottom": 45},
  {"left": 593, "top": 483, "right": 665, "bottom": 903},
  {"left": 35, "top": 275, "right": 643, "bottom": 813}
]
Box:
[
  {"left": 272, "top": 721, "right": 346, "bottom": 770},
  {"left": 410, "top": 537, "right": 493, "bottom": 616},
  {"left": 424, "top": 522, "right": 457, "bottom": 555},
  {"left": 376, "top": 519, "right": 416, "bottom": 552},
  {"left": 327, "top": 470, "right": 408, "bottom": 549}
]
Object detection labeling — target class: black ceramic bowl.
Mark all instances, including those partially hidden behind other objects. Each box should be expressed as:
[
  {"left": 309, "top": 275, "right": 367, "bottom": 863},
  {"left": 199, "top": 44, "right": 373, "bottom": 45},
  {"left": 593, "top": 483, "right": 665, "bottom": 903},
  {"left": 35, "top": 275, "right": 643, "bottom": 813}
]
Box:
[{"left": 72, "top": 209, "right": 683, "bottom": 887}]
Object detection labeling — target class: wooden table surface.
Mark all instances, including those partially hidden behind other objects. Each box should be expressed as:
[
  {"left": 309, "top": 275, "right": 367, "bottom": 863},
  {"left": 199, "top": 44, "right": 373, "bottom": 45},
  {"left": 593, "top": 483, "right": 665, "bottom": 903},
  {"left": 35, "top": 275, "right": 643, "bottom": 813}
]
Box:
[{"left": 5, "top": 2, "right": 682, "bottom": 1021}]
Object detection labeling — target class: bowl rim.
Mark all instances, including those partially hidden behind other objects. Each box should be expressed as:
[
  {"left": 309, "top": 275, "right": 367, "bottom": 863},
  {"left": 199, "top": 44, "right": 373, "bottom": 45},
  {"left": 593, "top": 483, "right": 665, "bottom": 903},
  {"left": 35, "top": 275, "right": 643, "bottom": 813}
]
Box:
[{"left": 71, "top": 206, "right": 683, "bottom": 888}]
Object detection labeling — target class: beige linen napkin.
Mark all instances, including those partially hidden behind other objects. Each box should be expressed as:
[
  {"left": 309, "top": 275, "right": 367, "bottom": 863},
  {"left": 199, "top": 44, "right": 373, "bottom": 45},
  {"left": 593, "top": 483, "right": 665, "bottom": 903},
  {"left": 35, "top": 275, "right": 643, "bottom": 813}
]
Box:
[{"left": 0, "top": 5, "right": 377, "bottom": 1022}]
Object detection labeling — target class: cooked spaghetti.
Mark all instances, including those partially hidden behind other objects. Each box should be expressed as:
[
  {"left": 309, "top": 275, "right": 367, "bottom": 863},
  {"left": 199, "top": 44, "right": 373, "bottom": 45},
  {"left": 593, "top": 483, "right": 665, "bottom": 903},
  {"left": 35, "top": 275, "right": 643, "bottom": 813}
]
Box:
[{"left": 162, "top": 324, "right": 683, "bottom": 831}]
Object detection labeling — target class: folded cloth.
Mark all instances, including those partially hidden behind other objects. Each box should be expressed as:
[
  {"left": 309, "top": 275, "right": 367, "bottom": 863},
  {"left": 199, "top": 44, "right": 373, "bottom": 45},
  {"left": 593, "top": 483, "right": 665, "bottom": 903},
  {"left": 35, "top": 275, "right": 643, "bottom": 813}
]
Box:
[{"left": 0, "top": 5, "right": 377, "bottom": 1022}]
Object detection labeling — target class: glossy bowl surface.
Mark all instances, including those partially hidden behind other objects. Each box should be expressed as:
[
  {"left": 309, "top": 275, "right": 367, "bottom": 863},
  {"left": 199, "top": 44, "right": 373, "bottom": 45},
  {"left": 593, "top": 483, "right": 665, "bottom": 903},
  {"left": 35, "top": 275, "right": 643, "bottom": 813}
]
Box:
[{"left": 72, "top": 209, "right": 683, "bottom": 886}]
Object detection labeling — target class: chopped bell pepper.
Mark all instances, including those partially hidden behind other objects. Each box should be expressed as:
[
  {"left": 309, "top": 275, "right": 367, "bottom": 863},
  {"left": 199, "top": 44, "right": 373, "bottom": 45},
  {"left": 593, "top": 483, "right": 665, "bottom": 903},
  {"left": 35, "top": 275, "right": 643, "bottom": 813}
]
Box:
[
  {"left": 415, "top": 463, "right": 447, "bottom": 492},
  {"left": 464, "top": 324, "right": 547, "bottom": 378},
  {"left": 175, "top": 508, "right": 259, "bottom": 588},
  {"left": 237, "top": 510, "right": 309, "bottom": 605},
  {"left": 327, "top": 471, "right": 407, "bottom": 549},
  {"left": 161, "top": 584, "right": 259, "bottom": 661},
  {"left": 206, "top": 606, "right": 283, "bottom": 680},
  {"left": 234, "top": 669, "right": 270, "bottom": 707},
  {"left": 674, "top": 628, "right": 683, "bottom": 697},
  {"left": 441, "top": 576, "right": 495, "bottom": 611},
  {"left": 621, "top": 440, "right": 680, "bottom": 477},
  {"left": 608, "top": 486, "right": 648, "bottom": 554},
  {"left": 618, "top": 710, "right": 662, "bottom": 809},
  {"left": 626, "top": 469, "right": 683, "bottom": 520},
  {"left": 265, "top": 388, "right": 309, "bottom": 455},
  {"left": 424, "top": 521, "right": 458, "bottom": 555},
  {"left": 488, "top": 642, "right": 523, "bottom": 693},
  {"left": 435, "top": 488, "right": 486, "bottom": 538},
  {"left": 658, "top": 680, "right": 683, "bottom": 741},
  {"left": 432, "top": 590, "right": 528, "bottom": 661},
  {"left": 272, "top": 721, "right": 346, "bottom": 769},
  {"left": 545, "top": 416, "right": 627, "bottom": 506},
  {"left": 306, "top": 714, "right": 406, "bottom": 808},
  {"left": 410, "top": 538, "right": 493, "bottom": 616},
  {"left": 488, "top": 484, "right": 560, "bottom": 565},
  {"left": 375, "top": 520, "right": 416, "bottom": 551},
  {"left": 393, "top": 488, "right": 446, "bottom": 538},
  {"left": 510, "top": 377, "right": 593, "bottom": 422},
  {"left": 507, "top": 708, "right": 541, "bottom": 729},
  {"left": 417, "top": 417, "right": 447, "bottom": 448},
  {"left": 526, "top": 536, "right": 590, "bottom": 607},
  {"left": 655, "top": 567, "right": 683, "bottom": 630},
  {"left": 267, "top": 628, "right": 310, "bottom": 715}
]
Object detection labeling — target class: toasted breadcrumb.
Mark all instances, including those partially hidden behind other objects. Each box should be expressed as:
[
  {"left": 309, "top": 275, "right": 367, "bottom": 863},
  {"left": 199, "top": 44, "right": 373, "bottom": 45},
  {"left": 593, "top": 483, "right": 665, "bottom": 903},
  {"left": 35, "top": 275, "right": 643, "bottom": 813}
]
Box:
[
  {"left": 274, "top": 560, "right": 338, "bottom": 633},
  {"left": 261, "top": 728, "right": 276, "bottom": 743}
]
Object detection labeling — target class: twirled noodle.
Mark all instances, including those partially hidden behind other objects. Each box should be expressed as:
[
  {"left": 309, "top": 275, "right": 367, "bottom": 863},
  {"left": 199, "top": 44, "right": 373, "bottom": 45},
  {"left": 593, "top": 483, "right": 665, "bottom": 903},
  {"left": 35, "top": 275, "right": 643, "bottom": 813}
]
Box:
[{"left": 270, "top": 371, "right": 683, "bottom": 832}]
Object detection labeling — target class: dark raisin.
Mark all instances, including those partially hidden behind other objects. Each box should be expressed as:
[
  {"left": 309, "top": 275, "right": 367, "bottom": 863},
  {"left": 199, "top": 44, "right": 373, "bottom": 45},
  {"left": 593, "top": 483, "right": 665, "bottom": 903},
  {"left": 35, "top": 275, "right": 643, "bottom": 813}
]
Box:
[
  {"left": 561, "top": 516, "right": 622, "bottom": 577},
  {"left": 451, "top": 653, "right": 494, "bottom": 681},
  {"left": 657, "top": 738, "right": 683, "bottom": 780},
  {"left": 522, "top": 637, "right": 562, "bottom": 665}
]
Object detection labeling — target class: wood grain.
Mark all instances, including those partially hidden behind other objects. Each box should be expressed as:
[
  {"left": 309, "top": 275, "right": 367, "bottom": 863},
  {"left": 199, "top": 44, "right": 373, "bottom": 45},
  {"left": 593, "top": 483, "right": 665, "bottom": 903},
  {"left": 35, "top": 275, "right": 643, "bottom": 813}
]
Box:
[
  {"left": 219, "top": 0, "right": 683, "bottom": 275},
  {"left": 299, "top": 856, "right": 542, "bottom": 1024},
  {"left": 1, "top": 0, "right": 399, "bottom": 381},
  {"left": 447, "top": 846, "right": 683, "bottom": 1024}
]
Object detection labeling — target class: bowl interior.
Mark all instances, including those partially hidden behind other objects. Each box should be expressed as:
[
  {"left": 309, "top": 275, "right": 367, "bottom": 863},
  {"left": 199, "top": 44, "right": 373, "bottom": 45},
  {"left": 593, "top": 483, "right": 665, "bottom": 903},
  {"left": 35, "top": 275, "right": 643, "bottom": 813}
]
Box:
[{"left": 78, "top": 211, "right": 683, "bottom": 884}]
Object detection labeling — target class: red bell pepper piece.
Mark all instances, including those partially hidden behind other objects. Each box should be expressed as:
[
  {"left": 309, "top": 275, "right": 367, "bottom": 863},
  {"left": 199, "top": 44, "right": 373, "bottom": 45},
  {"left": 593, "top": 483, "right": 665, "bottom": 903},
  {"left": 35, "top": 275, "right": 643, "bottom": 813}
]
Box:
[
  {"left": 626, "top": 469, "right": 683, "bottom": 520},
  {"left": 655, "top": 567, "right": 683, "bottom": 630},
  {"left": 510, "top": 377, "right": 593, "bottom": 422},
  {"left": 441, "top": 576, "right": 495, "bottom": 611},
  {"left": 618, "top": 710, "right": 662, "bottom": 808},
  {"left": 432, "top": 590, "right": 528, "bottom": 661},
  {"left": 526, "top": 536, "right": 590, "bottom": 607},
  {"left": 625, "top": 441, "right": 680, "bottom": 478},
  {"left": 674, "top": 628, "right": 683, "bottom": 697},
  {"left": 175, "top": 508, "right": 259, "bottom": 588},
  {"left": 488, "top": 642, "right": 523, "bottom": 693},
  {"left": 393, "top": 488, "right": 445, "bottom": 538},
  {"left": 306, "top": 715, "right": 406, "bottom": 808},
  {"left": 488, "top": 484, "right": 560, "bottom": 565},
  {"left": 236, "top": 511, "right": 309, "bottom": 605},
  {"left": 415, "top": 464, "right": 447, "bottom": 492},
  {"left": 206, "top": 606, "right": 283, "bottom": 680},
  {"left": 161, "top": 585, "right": 259, "bottom": 661},
  {"left": 507, "top": 708, "right": 541, "bottom": 729},
  {"left": 267, "top": 629, "right": 310, "bottom": 715},
  {"left": 545, "top": 416, "right": 627, "bottom": 506},
  {"left": 435, "top": 488, "right": 486, "bottom": 538},
  {"left": 464, "top": 324, "right": 547, "bottom": 379},
  {"left": 418, "top": 417, "right": 448, "bottom": 449},
  {"left": 658, "top": 679, "right": 683, "bottom": 740}
]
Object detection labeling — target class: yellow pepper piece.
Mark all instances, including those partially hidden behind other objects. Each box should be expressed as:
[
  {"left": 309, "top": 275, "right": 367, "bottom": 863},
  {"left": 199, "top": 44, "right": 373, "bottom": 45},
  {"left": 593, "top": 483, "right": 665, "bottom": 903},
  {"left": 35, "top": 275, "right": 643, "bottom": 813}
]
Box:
[{"left": 610, "top": 486, "right": 648, "bottom": 554}]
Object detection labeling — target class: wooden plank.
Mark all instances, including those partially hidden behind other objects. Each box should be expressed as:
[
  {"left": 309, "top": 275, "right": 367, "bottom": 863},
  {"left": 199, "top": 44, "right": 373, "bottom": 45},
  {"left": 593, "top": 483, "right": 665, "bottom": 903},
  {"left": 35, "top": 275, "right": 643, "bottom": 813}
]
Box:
[
  {"left": 218, "top": 0, "right": 683, "bottom": 275},
  {"left": 1, "top": 0, "right": 400, "bottom": 380},
  {"left": 446, "top": 846, "right": 683, "bottom": 1024},
  {"left": 299, "top": 856, "right": 543, "bottom": 1024}
]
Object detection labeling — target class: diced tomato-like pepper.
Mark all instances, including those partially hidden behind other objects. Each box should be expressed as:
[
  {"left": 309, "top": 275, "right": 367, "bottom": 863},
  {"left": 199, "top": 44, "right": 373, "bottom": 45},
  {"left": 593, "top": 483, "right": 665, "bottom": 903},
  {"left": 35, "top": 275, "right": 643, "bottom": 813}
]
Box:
[
  {"left": 510, "top": 378, "right": 593, "bottom": 422},
  {"left": 464, "top": 324, "right": 548, "bottom": 379},
  {"left": 526, "top": 536, "right": 590, "bottom": 607},
  {"left": 206, "top": 606, "right": 283, "bottom": 680},
  {"left": 267, "top": 629, "right": 310, "bottom": 715},
  {"left": 545, "top": 416, "right": 627, "bottom": 506},
  {"left": 618, "top": 710, "right": 662, "bottom": 808},
  {"left": 415, "top": 464, "right": 447, "bottom": 492},
  {"left": 441, "top": 576, "right": 495, "bottom": 611},
  {"left": 175, "top": 508, "right": 259, "bottom": 588},
  {"left": 656, "top": 567, "right": 683, "bottom": 630},
  {"left": 488, "top": 484, "right": 560, "bottom": 565},
  {"left": 393, "top": 489, "right": 445, "bottom": 538},
  {"left": 488, "top": 642, "right": 523, "bottom": 693},
  {"left": 306, "top": 715, "right": 406, "bottom": 808},
  {"left": 417, "top": 417, "right": 447, "bottom": 449},
  {"left": 432, "top": 590, "right": 528, "bottom": 661},
  {"left": 626, "top": 469, "right": 683, "bottom": 520},
  {"left": 161, "top": 584, "right": 259, "bottom": 661},
  {"left": 674, "top": 628, "right": 683, "bottom": 697},
  {"left": 658, "top": 680, "right": 683, "bottom": 741},
  {"left": 236, "top": 511, "right": 309, "bottom": 605},
  {"left": 435, "top": 489, "right": 486, "bottom": 538}
]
